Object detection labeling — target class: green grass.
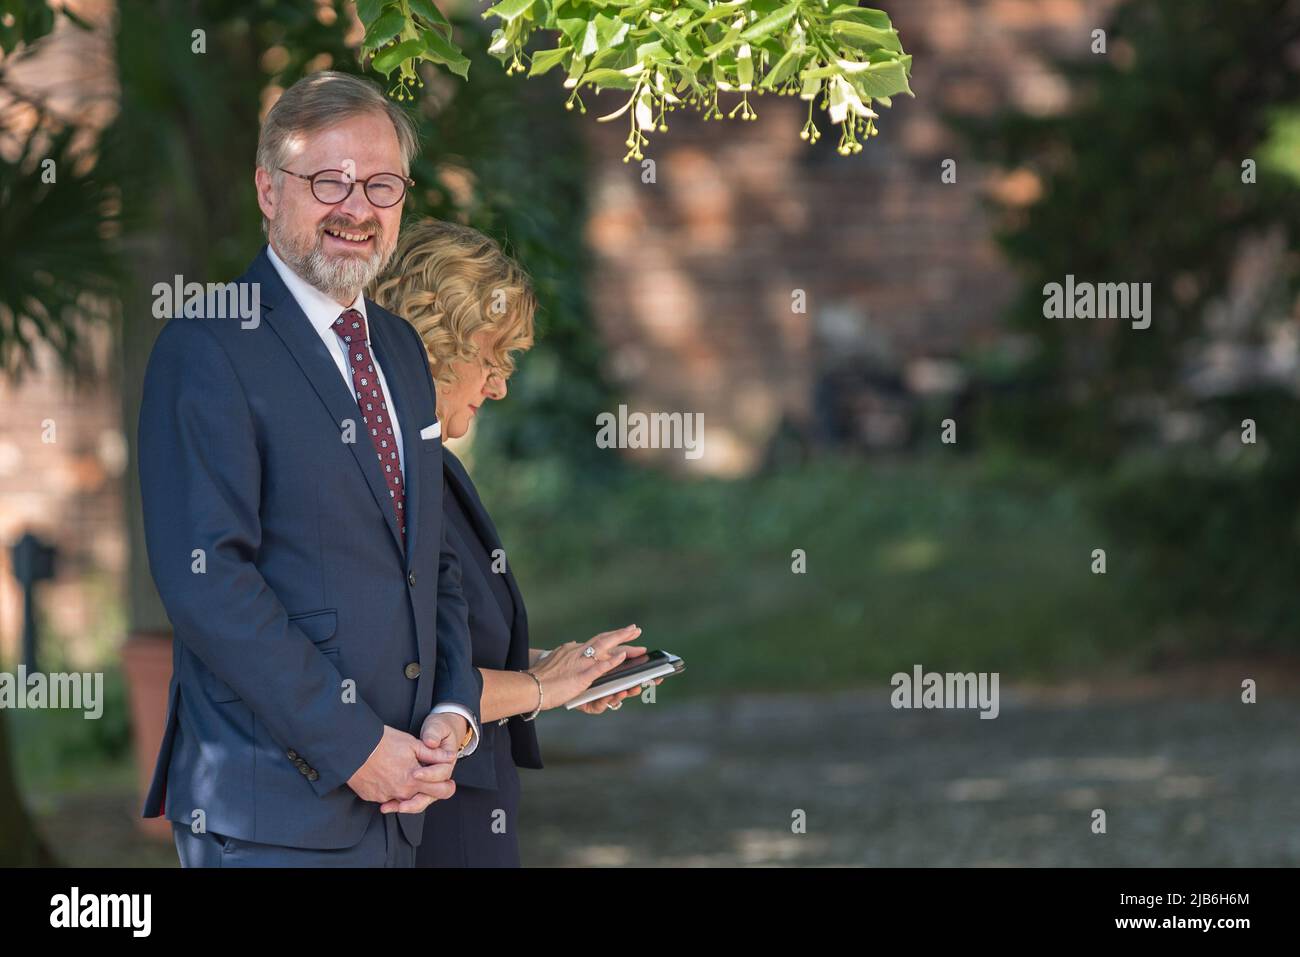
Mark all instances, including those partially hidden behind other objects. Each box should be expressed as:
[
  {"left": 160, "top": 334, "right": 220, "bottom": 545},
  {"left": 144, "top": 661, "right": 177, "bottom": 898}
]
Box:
[{"left": 480, "top": 455, "right": 1149, "bottom": 695}]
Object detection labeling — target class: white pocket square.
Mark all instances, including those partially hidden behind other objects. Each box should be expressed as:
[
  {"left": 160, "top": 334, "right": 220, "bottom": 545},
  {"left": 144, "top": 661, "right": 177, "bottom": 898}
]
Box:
[{"left": 420, "top": 421, "right": 441, "bottom": 441}]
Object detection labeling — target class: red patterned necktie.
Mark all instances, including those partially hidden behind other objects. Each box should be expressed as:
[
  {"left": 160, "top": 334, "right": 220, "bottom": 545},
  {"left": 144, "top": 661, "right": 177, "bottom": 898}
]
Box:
[{"left": 332, "top": 308, "right": 405, "bottom": 546}]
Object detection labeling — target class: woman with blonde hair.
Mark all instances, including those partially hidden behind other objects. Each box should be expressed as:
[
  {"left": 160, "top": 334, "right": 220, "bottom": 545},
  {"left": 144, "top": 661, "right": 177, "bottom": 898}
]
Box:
[{"left": 372, "top": 219, "right": 648, "bottom": 867}]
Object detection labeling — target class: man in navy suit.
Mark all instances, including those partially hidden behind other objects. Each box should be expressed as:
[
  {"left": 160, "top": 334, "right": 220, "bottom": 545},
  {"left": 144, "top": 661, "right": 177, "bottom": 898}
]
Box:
[{"left": 138, "top": 71, "right": 482, "bottom": 866}]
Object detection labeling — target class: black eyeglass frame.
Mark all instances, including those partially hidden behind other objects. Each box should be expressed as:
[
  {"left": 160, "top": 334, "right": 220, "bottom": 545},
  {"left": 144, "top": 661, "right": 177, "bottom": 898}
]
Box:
[{"left": 278, "top": 167, "right": 415, "bottom": 208}]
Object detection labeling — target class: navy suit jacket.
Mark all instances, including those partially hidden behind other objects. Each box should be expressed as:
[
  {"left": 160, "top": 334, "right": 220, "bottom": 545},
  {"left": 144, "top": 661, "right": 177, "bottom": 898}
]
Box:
[
  {"left": 137, "top": 246, "right": 481, "bottom": 850},
  {"left": 438, "top": 449, "right": 542, "bottom": 792}
]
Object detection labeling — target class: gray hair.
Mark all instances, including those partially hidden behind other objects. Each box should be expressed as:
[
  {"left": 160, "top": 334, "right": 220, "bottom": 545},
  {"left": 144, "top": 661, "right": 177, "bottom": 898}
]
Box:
[{"left": 256, "top": 70, "right": 419, "bottom": 217}]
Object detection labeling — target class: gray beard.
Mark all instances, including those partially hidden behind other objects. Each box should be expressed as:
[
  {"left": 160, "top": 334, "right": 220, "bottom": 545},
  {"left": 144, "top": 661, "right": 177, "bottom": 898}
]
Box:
[{"left": 271, "top": 218, "right": 390, "bottom": 303}]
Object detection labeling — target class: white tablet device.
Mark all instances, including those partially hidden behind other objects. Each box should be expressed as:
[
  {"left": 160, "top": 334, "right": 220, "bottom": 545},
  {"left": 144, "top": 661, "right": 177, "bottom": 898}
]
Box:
[{"left": 564, "top": 650, "right": 685, "bottom": 710}]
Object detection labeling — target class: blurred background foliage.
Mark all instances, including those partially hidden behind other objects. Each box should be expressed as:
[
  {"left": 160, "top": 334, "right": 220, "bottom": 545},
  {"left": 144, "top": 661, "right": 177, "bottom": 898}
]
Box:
[{"left": 953, "top": 0, "right": 1300, "bottom": 653}]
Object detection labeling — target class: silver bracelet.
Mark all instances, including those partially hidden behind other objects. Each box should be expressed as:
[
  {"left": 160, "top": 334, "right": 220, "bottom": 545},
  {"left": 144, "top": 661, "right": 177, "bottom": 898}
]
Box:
[{"left": 522, "top": 670, "right": 543, "bottom": 722}]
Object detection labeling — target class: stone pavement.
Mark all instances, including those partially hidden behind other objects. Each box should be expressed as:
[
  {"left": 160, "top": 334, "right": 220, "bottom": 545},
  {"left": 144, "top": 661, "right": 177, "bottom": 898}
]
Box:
[{"left": 518, "top": 684, "right": 1299, "bottom": 866}]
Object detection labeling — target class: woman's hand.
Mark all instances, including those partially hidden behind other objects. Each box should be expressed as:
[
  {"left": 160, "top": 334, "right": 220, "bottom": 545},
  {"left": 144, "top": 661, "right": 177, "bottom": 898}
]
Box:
[
  {"left": 529, "top": 625, "right": 644, "bottom": 710},
  {"left": 575, "top": 677, "right": 665, "bottom": 715}
]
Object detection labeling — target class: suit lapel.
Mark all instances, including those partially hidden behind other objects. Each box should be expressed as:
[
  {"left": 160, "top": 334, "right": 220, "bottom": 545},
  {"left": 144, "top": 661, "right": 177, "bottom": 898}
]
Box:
[
  {"left": 250, "top": 248, "right": 404, "bottom": 555},
  {"left": 443, "top": 453, "right": 539, "bottom": 766},
  {"left": 443, "top": 453, "right": 505, "bottom": 565},
  {"left": 443, "top": 452, "right": 529, "bottom": 666}
]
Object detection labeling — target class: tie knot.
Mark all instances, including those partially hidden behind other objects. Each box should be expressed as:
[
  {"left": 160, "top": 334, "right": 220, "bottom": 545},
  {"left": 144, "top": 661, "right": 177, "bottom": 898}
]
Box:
[{"left": 333, "top": 308, "right": 367, "bottom": 343}]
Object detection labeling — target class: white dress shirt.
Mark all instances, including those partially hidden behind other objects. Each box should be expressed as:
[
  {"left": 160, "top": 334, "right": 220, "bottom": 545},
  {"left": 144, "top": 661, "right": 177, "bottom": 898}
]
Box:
[{"left": 267, "top": 244, "right": 478, "bottom": 758}]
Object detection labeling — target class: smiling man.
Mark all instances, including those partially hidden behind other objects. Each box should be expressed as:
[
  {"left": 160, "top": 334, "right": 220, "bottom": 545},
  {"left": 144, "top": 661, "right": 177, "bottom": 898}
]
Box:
[{"left": 137, "top": 71, "right": 482, "bottom": 867}]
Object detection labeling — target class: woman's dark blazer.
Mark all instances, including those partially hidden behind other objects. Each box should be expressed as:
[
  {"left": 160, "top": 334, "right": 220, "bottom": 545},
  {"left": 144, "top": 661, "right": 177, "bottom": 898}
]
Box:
[{"left": 416, "top": 448, "right": 542, "bottom": 867}]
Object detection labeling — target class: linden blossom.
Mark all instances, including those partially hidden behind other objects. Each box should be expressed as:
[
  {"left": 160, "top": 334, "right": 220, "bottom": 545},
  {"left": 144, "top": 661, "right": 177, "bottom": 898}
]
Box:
[
  {"left": 0, "top": 665, "right": 103, "bottom": 719},
  {"left": 595, "top": 403, "right": 704, "bottom": 460},
  {"left": 151, "top": 274, "right": 261, "bottom": 329}
]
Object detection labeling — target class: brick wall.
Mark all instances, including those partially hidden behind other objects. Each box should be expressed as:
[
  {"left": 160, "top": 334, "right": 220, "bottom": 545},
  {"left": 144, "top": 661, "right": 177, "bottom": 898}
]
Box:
[{"left": 0, "top": 327, "right": 126, "bottom": 663}]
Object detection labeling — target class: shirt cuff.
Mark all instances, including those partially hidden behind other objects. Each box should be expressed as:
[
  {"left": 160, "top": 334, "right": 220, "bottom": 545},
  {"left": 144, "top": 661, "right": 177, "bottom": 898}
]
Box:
[{"left": 431, "top": 703, "right": 480, "bottom": 757}]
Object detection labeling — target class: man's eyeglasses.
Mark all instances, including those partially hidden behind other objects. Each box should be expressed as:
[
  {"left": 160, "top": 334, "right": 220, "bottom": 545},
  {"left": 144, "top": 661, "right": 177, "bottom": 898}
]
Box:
[{"left": 279, "top": 167, "right": 414, "bottom": 208}]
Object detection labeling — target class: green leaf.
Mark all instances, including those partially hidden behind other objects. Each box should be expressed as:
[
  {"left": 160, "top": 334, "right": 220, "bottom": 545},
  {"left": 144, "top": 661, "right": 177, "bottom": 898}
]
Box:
[
  {"left": 683, "top": 30, "right": 708, "bottom": 59},
  {"left": 831, "top": 20, "right": 902, "bottom": 53},
  {"left": 849, "top": 58, "right": 912, "bottom": 98},
  {"left": 588, "top": 45, "right": 626, "bottom": 70},
  {"left": 690, "top": 1, "right": 747, "bottom": 27},
  {"left": 831, "top": 5, "right": 892, "bottom": 30},
  {"left": 649, "top": 20, "right": 688, "bottom": 53},
  {"left": 594, "top": 14, "right": 631, "bottom": 48},
  {"left": 740, "top": 1, "right": 799, "bottom": 43},
  {"left": 556, "top": 16, "right": 589, "bottom": 45},
  {"left": 529, "top": 45, "right": 573, "bottom": 76},
  {"left": 483, "top": 0, "right": 537, "bottom": 24},
  {"left": 580, "top": 68, "right": 641, "bottom": 90},
  {"left": 759, "top": 45, "right": 803, "bottom": 89},
  {"left": 362, "top": 9, "right": 406, "bottom": 49},
  {"left": 665, "top": 8, "right": 696, "bottom": 28},
  {"left": 565, "top": 55, "right": 587, "bottom": 83},
  {"left": 355, "top": 0, "right": 387, "bottom": 24},
  {"left": 755, "top": 35, "right": 786, "bottom": 59},
  {"left": 634, "top": 39, "right": 668, "bottom": 63},
  {"left": 704, "top": 24, "right": 742, "bottom": 58},
  {"left": 420, "top": 29, "right": 471, "bottom": 79},
  {"left": 370, "top": 37, "right": 424, "bottom": 75},
  {"left": 409, "top": 0, "right": 453, "bottom": 38}
]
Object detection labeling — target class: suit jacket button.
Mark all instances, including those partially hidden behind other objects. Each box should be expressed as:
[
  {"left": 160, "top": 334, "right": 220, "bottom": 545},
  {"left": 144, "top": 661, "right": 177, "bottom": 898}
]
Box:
[
  {"left": 286, "top": 749, "right": 298, "bottom": 760},
  {"left": 298, "top": 764, "right": 309, "bottom": 775},
  {"left": 407, "top": 570, "right": 417, "bottom": 587},
  {"left": 404, "top": 662, "right": 421, "bottom": 680},
  {"left": 307, "top": 770, "right": 319, "bottom": 782}
]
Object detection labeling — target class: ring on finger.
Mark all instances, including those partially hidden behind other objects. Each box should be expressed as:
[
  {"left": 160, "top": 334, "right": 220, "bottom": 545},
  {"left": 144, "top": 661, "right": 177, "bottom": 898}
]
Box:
[{"left": 582, "top": 645, "right": 596, "bottom": 658}]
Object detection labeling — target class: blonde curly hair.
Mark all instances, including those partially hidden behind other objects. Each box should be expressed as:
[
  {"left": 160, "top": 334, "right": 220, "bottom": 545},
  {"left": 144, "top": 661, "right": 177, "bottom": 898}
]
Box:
[{"left": 370, "top": 219, "right": 536, "bottom": 385}]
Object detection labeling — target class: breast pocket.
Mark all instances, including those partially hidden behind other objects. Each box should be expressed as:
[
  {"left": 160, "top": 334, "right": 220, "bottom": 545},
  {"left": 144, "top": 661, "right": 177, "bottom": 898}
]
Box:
[
  {"left": 290, "top": 608, "right": 338, "bottom": 644},
  {"left": 418, "top": 419, "right": 441, "bottom": 443},
  {"left": 291, "top": 608, "right": 340, "bottom": 664}
]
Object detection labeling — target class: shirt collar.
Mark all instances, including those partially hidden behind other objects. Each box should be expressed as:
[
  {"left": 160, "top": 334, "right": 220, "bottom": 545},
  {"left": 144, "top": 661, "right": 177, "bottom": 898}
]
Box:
[{"left": 266, "top": 242, "right": 369, "bottom": 340}]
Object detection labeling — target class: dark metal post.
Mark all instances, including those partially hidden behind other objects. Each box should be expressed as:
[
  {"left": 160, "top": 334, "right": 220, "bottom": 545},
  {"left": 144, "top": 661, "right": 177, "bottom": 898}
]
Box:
[{"left": 11, "top": 532, "right": 56, "bottom": 672}]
